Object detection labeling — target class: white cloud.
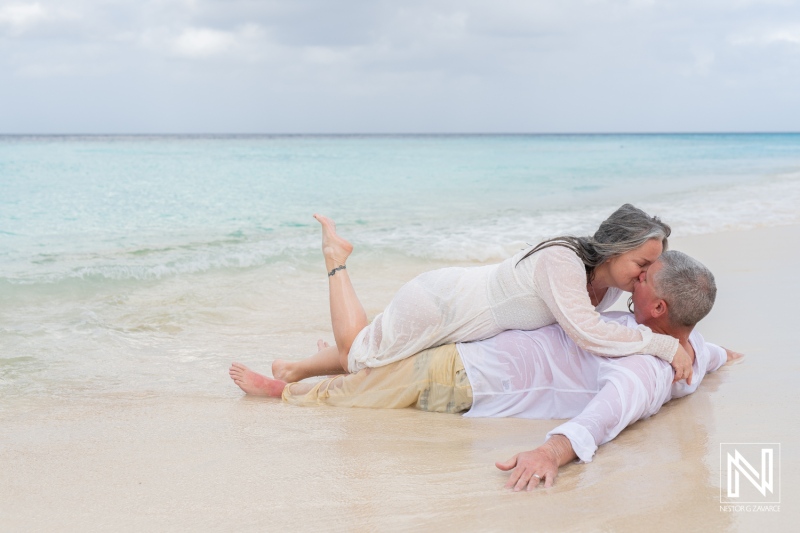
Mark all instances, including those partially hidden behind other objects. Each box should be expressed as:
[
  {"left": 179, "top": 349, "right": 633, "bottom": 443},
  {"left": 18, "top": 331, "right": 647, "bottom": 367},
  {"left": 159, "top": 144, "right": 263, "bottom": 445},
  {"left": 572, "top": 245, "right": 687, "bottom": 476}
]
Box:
[
  {"left": 730, "top": 26, "right": 800, "bottom": 46},
  {"left": 149, "top": 23, "right": 265, "bottom": 59},
  {"left": 764, "top": 28, "right": 800, "bottom": 44},
  {"left": 172, "top": 27, "right": 235, "bottom": 57},
  {"left": 0, "top": 2, "right": 47, "bottom": 32},
  {"left": 1, "top": 1, "right": 799, "bottom": 132}
]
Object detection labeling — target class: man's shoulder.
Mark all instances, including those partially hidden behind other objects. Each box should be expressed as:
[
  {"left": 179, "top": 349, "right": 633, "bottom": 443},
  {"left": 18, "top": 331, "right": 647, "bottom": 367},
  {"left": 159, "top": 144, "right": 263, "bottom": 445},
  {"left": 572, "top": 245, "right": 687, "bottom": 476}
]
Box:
[
  {"left": 688, "top": 328, "right": 707, "bottom": 347},
  {"left": 599, "top": 310, "right": 636, "bottom": 326},
  {"left": 597, "top": 312, "right": 672, "bottom": 373}
]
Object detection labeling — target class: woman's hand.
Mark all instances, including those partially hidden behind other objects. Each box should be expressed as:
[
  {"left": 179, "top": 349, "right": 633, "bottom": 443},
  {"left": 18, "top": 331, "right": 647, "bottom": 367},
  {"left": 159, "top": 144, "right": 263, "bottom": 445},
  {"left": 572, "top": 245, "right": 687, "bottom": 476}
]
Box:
[{"left": 671, "top": 344, "right": 694, "bottom": 384}]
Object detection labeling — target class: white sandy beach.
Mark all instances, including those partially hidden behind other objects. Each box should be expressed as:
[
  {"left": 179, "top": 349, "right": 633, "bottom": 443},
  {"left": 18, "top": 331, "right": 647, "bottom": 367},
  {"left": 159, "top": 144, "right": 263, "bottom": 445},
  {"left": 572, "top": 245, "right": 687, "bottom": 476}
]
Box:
[{"left": 2, "top": 224, "right": 798, "bottom": 532}]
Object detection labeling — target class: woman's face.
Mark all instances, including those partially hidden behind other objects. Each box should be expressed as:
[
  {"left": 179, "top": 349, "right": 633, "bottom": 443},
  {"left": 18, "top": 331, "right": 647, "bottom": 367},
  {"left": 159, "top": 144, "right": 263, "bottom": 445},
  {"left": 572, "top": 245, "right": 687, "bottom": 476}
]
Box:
[{"left": 605, "top": 238, "right": 663, "bottom": 292}]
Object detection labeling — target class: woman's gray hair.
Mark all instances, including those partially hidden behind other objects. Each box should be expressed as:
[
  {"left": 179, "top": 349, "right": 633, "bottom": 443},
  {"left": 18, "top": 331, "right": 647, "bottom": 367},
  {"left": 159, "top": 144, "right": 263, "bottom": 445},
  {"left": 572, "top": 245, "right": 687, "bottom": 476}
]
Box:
[
  {"left": 517, "top": 204, "right": 671, "bottom": 282},
  {"left": 653, "top": 250, "right": 717, "bottom": 327}
]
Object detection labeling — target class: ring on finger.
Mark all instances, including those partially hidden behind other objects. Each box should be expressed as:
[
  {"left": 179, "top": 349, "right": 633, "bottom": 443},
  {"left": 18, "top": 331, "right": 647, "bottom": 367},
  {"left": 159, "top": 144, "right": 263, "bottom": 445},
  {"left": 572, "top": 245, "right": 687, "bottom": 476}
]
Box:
[{"left": 533, "top": 474, "right": 541, "bottom": 479}]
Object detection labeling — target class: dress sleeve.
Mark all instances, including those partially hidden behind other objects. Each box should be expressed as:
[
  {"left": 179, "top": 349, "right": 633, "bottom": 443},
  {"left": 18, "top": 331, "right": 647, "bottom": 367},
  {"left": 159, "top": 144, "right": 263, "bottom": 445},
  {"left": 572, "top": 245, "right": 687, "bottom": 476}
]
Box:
[{"left": 533, "top": 246, "right": 679, "bottom": 362}]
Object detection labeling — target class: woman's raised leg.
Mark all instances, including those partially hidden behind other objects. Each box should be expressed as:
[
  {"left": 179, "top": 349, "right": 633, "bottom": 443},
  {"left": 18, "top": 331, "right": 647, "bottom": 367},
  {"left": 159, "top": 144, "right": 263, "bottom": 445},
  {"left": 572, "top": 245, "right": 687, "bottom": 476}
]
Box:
[
  {"left": 272, "top": 341, "right": 346, "bottom": 382},
  {"left": 314, "top": 214, "right": 369, "bottom": 370}
]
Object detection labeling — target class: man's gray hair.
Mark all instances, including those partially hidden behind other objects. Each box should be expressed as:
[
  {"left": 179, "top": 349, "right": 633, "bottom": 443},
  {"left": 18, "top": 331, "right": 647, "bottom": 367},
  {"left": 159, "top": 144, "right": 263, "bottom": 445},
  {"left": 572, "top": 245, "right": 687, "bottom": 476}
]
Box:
[{"left": 653, "top": 250, "right": 717, "bottom": 327}]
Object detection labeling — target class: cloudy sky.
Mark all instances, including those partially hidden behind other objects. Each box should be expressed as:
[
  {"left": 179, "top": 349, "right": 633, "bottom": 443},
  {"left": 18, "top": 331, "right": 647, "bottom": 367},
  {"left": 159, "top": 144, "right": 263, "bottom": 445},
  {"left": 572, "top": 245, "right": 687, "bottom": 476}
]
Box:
[{"left": 1, "top": 0, "right": 798, "bottom": 133}]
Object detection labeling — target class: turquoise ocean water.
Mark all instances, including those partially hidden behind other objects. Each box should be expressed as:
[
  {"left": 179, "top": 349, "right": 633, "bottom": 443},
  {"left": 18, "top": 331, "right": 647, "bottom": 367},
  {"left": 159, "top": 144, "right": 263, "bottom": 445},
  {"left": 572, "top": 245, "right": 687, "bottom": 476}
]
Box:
[{"left": 2, "top": 134, "right": 800, "bottom": 399}]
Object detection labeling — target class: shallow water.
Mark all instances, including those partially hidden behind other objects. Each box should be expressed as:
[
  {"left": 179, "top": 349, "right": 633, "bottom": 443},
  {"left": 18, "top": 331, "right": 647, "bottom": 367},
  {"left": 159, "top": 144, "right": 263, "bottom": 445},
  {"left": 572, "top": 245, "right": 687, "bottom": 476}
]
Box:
[{"left": 2, "top": 134, "right": 800, "bottom": 401}]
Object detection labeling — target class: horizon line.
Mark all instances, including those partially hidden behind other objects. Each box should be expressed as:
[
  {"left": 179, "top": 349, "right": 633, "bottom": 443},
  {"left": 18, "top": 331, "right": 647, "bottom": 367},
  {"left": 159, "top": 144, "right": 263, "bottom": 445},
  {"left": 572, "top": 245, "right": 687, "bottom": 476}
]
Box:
[{"left": 1, "top": 131, "right": 799, "bottom": 137}]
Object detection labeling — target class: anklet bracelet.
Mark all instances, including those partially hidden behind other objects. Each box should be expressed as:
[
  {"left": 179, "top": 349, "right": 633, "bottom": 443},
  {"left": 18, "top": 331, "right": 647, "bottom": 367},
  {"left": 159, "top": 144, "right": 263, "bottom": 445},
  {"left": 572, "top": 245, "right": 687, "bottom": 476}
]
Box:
[{"left": 328, "top": 265, "right": 346, "bottom": 277}]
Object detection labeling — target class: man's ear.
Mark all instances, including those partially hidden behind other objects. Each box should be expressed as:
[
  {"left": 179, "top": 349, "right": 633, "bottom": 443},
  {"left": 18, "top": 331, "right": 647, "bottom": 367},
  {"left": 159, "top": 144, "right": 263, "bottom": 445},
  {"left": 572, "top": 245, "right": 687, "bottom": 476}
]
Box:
[{"left": 652, "top": 299, "right": 668, "bottom": 319}]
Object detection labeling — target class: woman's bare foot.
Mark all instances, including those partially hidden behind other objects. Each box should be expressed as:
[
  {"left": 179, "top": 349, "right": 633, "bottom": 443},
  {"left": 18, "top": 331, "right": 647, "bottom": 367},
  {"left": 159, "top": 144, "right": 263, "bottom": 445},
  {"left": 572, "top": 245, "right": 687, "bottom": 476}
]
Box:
[
  {"left": 313, "top": 214, "right": 353, "bottom": 271},
  {"left": 229, "top": 363, "right": 286, "bottom": 397},
  {"left": 271, "top": 359, "right": 300, "bottom": 383}
]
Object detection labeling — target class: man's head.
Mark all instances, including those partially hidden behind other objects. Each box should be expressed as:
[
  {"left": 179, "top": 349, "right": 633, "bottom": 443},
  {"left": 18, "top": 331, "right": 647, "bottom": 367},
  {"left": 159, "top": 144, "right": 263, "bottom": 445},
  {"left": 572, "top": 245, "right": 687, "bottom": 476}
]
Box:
[{"left": 631, "top": 250, "right": 717, "bottom": 333}]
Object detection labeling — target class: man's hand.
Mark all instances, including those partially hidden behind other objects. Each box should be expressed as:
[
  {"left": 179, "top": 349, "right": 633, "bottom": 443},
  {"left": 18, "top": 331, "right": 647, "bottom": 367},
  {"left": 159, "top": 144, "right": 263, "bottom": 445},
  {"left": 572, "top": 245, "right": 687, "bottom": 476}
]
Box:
[
  {"left": 495, "top": 435, "right": 577, "bottom": 491},
  {"left": 723, "top": 347, "right": 745, "bottom": 365},
  {"left": 496, "top": 449, "right": 558, "bottom": 491},
  {"left": 671, "top": 344, "right": 694, "bottom": 384}
]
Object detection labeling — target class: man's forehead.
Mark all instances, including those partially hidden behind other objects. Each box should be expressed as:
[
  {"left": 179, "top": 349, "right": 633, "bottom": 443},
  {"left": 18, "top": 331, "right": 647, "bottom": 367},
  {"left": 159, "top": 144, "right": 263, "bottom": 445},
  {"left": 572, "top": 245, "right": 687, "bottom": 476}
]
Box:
[{"left": 647, "top": 258, "right": 666, "bottom": 289}]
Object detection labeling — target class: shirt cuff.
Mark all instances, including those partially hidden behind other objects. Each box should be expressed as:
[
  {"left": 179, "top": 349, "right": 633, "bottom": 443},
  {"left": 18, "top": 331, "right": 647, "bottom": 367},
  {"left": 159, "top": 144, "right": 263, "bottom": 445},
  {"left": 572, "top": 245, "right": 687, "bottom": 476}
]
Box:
[
  {"left": 546, "top": 422, "right": 597, "bottom": 463},
  {"left": 644, "top": 333, "right": 679, "bottom": 363}
]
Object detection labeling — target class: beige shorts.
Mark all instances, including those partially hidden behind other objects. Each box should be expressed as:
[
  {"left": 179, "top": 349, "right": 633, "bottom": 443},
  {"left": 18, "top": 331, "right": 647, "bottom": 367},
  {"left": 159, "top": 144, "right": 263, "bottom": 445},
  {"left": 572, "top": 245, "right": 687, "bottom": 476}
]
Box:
[{"left": 282, "top": 343, "right": 473, "bottom": 414}]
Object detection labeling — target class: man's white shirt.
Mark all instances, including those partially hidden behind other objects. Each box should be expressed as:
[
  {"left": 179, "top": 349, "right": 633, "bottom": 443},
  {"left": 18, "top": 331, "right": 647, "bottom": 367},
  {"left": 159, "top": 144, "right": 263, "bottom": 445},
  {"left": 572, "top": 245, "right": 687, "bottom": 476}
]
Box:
[{"left": 457, "top": 312, "right": 727, "bottom": 462}]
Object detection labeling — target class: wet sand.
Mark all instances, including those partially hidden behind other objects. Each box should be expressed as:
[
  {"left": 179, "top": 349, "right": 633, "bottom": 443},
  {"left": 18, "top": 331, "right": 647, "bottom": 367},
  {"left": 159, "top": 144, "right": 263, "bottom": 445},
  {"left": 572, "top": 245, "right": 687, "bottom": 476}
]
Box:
[{"left": 2, "top": 225, "right": 798, "bottom": 531}]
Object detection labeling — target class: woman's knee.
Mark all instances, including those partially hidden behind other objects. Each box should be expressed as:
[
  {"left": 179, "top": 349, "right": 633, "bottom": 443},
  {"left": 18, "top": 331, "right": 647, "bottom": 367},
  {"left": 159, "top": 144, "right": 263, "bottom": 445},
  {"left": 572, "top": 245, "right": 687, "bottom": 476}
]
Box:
[{"left": 338, "top": 348, "right": 350, "bottom": 372}]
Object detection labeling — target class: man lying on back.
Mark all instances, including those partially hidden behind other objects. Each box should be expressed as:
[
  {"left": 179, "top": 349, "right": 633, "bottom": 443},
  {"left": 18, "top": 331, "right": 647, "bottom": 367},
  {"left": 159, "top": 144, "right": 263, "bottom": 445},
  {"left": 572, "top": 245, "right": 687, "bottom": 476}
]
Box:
[{"left": 230, "top": 250, "right": 742, "bottom": 490}]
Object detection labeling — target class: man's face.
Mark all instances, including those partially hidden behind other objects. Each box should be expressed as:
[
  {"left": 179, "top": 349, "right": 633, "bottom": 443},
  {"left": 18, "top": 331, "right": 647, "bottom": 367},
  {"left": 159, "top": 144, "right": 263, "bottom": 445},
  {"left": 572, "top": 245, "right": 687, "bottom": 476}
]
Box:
[{"left": 631, "top": 259, "right": 664, "bottom": 324}]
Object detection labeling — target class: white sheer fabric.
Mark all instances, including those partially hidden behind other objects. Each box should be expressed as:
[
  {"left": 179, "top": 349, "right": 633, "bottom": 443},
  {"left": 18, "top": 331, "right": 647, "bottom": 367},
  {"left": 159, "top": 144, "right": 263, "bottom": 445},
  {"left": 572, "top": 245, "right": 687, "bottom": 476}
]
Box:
[
  {"left": 458, "top": 312, "right": 727, "bottom": 462},
  {"left": 348, "top": 245, "right": 678, "bottom": 373}
]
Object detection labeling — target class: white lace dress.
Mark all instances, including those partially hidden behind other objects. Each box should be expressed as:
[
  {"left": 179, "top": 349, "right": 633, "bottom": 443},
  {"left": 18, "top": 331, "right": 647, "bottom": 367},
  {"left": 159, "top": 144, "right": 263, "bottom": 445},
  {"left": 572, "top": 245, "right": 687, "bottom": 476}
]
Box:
[{"left": 347, "top": 245, "right": 678, "bottom": 372}]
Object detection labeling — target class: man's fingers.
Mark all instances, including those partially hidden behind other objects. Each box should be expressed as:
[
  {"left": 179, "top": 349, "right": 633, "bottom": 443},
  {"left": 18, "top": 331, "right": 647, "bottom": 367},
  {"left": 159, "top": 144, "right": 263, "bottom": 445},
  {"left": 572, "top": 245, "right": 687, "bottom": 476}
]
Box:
[
  {"left": 505, "top": 467, "right": 523, "bottom": 489},
  {"left": 502, "top": 457, "right": 522, "bottom": 489},
  {"left": 514, "top": 471, "right": 531, "bottom": 492},
  {"left": 495, "top": 455, "right": 518, "bottom": 472},
  {"left": 501, "top": 450, "right": 561, "bottom": 492}
]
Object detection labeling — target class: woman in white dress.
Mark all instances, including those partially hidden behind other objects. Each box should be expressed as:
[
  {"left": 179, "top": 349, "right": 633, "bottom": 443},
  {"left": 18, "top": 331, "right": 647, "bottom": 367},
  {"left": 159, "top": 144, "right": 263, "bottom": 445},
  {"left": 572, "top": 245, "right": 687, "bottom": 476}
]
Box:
[{"left": 272, "top": 204, "right": 695, "bottom": 385}]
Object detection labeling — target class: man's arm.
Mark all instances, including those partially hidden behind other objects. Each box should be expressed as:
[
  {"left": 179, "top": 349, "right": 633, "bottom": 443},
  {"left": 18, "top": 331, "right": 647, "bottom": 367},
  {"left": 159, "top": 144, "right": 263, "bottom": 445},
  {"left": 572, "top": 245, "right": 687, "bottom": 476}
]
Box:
[
  {"left": 495, "top": 435, "right": 577, "bottom": 491},
  {"left": 701, "top": 341, "right": 744, "bottom": 372},
  {"left": 495, "top": 357, "right": 661, "bottom": 489}
]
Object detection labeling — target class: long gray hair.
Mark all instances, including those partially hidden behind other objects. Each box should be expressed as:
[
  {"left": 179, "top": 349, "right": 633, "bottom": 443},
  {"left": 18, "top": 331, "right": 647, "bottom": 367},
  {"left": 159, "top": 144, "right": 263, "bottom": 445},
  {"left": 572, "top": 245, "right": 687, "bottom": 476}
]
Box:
[{"left": 516, "top": 204, "right": 671, "bottom": 282}]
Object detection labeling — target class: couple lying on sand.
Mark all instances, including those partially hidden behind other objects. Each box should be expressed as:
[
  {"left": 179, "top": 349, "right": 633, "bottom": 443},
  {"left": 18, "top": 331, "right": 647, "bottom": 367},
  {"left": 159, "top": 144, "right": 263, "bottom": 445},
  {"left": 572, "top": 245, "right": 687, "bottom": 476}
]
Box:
[{"left": 229, "top": 204, "right": 742, "bottom": 491}]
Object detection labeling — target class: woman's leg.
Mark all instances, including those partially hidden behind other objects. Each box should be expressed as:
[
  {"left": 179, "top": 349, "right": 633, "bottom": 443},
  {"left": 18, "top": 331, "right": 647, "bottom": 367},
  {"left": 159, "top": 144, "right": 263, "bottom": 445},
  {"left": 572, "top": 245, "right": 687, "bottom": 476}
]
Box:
[
  {"left": 272, "top": 342, "right": 346, "bottom": 382},
  {"left": 314, "top": 214, "right": 369, "bottom": 370},
  {"left": 229, "top": 362, "right": 288, "bottom": 397}
]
